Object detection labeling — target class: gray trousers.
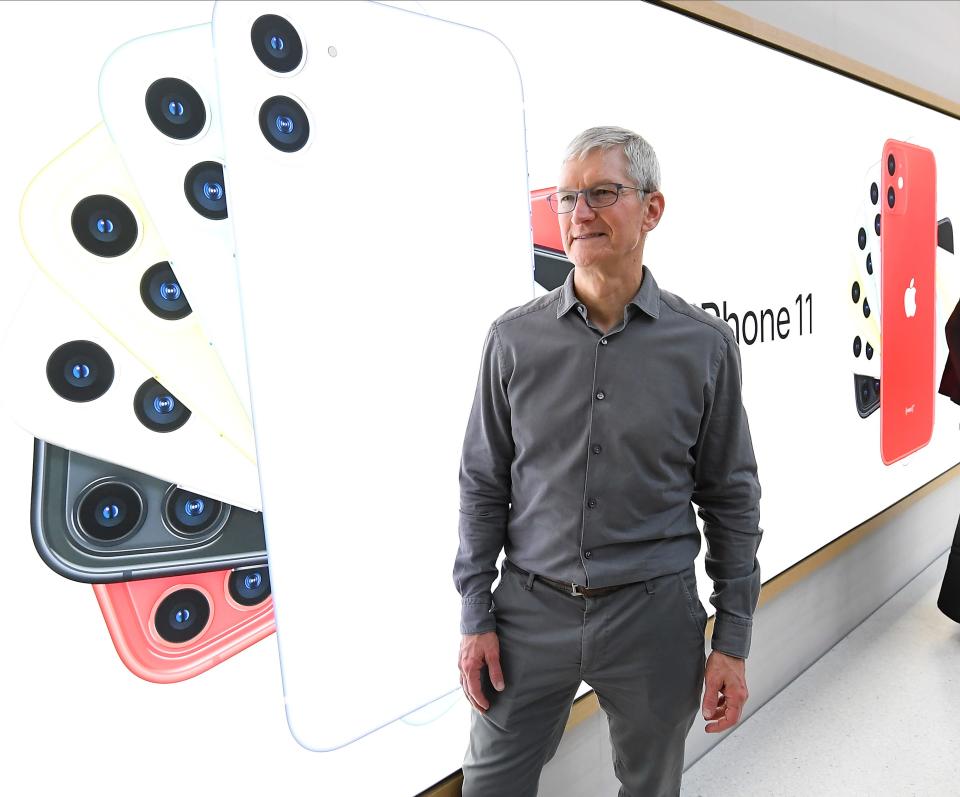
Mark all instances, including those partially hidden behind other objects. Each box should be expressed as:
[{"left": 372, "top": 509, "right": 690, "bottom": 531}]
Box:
[{"left": 462, "top": 561, "right": 708, "bottom": 797}]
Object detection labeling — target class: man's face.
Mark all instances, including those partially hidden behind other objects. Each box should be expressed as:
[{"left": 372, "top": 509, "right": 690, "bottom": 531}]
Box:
[{"left": 557, "top": 147, "right": 651, "bottom": 273}]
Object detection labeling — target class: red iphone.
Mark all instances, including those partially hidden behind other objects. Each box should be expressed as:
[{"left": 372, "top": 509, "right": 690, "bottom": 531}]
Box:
[
  {"left": 880, "top": 140, "right": 937, "bottom": 464},
  {"left": 93, "top": 566, "right": 275, "bottom": 683}
]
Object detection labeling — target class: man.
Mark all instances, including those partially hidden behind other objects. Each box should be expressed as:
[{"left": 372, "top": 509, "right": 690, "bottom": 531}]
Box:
[{"left": 454, "top": 126, "right": 762, "bottom": 797}]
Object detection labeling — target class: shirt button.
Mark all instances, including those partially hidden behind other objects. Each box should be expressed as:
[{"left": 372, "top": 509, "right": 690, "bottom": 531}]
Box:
[
  {"left": 600, "top": 339, "right": 608, "bottom": 345},
  {"left": 584, "top": 551, "right": 593, "bottom": 559},
  {"left": 596, "top": 391, "right": 605, "bottom": 400},
  {"left": 587, "top": 498, "right": 597, "bottom": 508},
  {"left": 577, "top": 304, "right": 585, "bottom": 313},
  {"left": 592, "top": 444, "right": 602, "bottom": 454}
]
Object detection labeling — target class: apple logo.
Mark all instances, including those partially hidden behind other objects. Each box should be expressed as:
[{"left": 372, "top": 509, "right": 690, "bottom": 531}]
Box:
[{"left": 904, "top": 278, "right": 917, "bottom": 318}]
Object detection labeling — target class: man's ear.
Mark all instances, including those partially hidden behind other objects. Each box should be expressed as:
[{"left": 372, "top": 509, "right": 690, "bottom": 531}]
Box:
[{"left": 643, "top": 192, "right": 665, "bottom": 233}]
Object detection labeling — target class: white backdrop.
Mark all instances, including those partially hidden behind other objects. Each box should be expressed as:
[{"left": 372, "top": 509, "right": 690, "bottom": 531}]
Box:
[{"left": 2, "top": 2, "right": 959, "bottom": 795}]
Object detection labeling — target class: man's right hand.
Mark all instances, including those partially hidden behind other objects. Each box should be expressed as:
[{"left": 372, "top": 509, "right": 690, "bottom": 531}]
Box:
[{"left": 458, "top": 631, "right": 505, "bottom": 713}]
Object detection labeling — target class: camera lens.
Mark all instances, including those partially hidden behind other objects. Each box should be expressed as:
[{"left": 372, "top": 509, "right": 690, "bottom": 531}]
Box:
[
  {"left": 145, "top": 78, "right": 206, "bottom": 140},
  {"left": 134, "top": 378, "right": 191, "bottom": 433},
  {"left": 853, "top": 336, "right": 862, "bottom": 357},
  {"left": 139, "top": 261, "right": 191, "bottom": 320},
  {"left": 183, "top": 161, "right": 228, "bottom": 220},
  {"left": 862, "top": 298, "right": 871, "bottom": 319},
  {"left": 46, "top": 340, "right": 115, "bottom": 402},
  {"left": 76, "top": 481, "right": 143, "bottom": 542},
  {"left": 259, "top": 95, "right": 309, "bottom": 153},
  {"left": 251, "top": 14, "right": 304, "bottom": 73},
  {"left": 873, "top": 378, "right": 880, "bottom": 393},
  {"left": 866, "top": 253, "right": 873, "bottom": 275},
  {"left": 887, "top": 186, "right": 895, "bottom": 209},
  {"left": 71, "top": 195, "right": 138, "bottom": 258},
  {"left": 164, "top": 487, "right": 226, "bottom": 537},
  {"left": 866, "top": 342, "right": 874, "bottom": 360},
  {"left": 155, "top": 588, "right": 210, "bottom": 644},
  {"left": 228, "top": 567, "right": 272, "bottom": 606},
  {"left": 857, "top": 227, "right": 866, "bottom": 251},
  {"left": 870, "top": 182, "right": 879, "bottom": 206},
  {"left": 859, "top": 380, "right": 870, "bottom": 404},
  {"left": 851, "top": 281, "right": 860, "bottom": 303},
  {"left": 887, "top": 153, "right": 896, "bottom": 176}
]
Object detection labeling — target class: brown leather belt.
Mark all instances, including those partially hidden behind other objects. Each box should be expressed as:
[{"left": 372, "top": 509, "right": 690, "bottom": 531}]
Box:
[{"left": 505, "top": 559, "right": 631, "bottom": 598}]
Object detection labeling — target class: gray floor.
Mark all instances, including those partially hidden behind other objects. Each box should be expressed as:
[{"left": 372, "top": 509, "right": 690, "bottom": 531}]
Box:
[
  {"left": 681, "top": 550, "right": 960, "bottom": 796},
  {"left": 539, "top": 551, "right": 960, "bottom": 796}
]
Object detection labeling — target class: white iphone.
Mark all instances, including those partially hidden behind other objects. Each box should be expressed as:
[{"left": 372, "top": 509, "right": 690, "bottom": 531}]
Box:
[
  {"left": 99, "top": 24, "right": 252, "bottom": 418},
  {"left": 212, "top": 0, "right": 532, "bottom": 749}
]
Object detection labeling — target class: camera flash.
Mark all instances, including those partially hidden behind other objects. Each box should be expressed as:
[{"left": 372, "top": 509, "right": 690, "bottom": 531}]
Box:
[
  {"left": 328, "top": 45, "right": 338, "bottom": 57},
  {"left": 898, "top": 176, "right": 904, "bottom": 189}
]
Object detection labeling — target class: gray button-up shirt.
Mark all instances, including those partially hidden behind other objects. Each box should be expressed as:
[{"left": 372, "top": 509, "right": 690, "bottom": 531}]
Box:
[{"left": 454, "top": 265, "right": 762, "bottom": 658}]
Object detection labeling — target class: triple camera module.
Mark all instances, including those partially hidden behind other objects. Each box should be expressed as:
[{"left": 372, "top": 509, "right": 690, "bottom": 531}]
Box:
[
  {"left": 251, "top": 15, "right": 310, "bottom": 153},
  {"left": 153, "top": 567, "right": 272, "bottom": 644},
  {"left": 71, "top": 194, "right": 138, "bottom": 258}
]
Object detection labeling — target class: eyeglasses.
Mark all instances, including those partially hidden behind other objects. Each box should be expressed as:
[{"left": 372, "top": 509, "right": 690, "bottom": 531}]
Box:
[{"left": 546, "top": 183, "right": 646, "bottom": 214}]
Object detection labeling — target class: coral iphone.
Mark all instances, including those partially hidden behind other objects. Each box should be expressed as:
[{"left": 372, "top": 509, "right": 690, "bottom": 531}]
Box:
[
  {"left": 879, "top": 140, "right": 936, "bottom": 464},
  {"left": 212, "top": 1, "right": 531, "bottom": 749},
  {"left": 94, "top": 565, "right": 275, "bottom": 683}
]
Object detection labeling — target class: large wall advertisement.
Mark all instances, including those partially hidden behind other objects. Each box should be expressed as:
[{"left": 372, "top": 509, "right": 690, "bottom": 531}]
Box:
[{"left": 1, "top": 2, "right": 958, "bottom": 795}]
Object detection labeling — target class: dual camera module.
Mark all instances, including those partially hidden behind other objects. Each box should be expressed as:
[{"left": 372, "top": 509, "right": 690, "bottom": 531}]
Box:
[
  {"left": 886, "top": 153, "right": 897, "bottom": 209},
  {"left": 144, "top": 77, "right": 229, "bottom": 219},
  {"left": 851, "top": 278, "right": 871, "bottom": 320},
  {"left": 45, "top": 340, "right": 191, "bottom": 432},
  {"left": 74, "top": 480, "right": 227, "bottom": 546},
  {"left": 154, "top": 567, "right": 271, "bottom": 644},
  {"left": 69, "top": 191, "right": 193, "bottom": 321},
  {"left": 251, "top": 15, "right": 310, "bottom": 152}
]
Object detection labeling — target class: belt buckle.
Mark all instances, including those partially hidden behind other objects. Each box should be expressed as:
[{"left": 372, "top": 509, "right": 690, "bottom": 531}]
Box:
[{"left": 570, "top": 583, "right": 583, "bottom": 597}]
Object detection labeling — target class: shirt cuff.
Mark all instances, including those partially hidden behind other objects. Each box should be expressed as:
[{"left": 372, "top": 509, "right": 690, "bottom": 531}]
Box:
[
  {"left": 460, "top": 600, "right": 497, "bottom": 636},
  {"left": 710, "top": 611, "right": 752, "bottom": 659}
]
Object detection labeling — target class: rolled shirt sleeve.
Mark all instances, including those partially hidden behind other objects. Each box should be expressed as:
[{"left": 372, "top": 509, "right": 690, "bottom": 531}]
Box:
[
  {"left": 453, "top": 323, "right": 514, "bottom": 635},
  {"left": 692, "top": 332, "right": 763, "bottom": 659}
]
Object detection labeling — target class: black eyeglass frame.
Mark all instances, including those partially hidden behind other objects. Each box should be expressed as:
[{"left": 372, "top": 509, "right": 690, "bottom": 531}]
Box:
[{"left": 546, "top": 183, "right": 648, "bottom": 214}]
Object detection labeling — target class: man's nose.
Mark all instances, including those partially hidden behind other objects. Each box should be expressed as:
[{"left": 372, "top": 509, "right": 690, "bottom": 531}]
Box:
[{"left": 571, "top": 192, "right": 596, "bottom": 222}]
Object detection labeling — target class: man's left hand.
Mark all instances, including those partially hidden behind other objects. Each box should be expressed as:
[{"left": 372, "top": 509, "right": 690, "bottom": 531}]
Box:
[{"left": 701, "top": 650, "right": 748, "bottom": 733}]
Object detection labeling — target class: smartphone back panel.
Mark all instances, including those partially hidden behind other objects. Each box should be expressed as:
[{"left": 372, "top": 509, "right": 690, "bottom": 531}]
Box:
[
  {"left": 2, "top": 276, "right": 260, "bottom": 510},
  {"left": 19, "top": 123, "right": 255, "bottom": 461},
  {"left": 32, "top": 439, "right": 267, "bottom": 583},
  {"left": 212, "top": 1, "right": 532, "bottom": 748},
  {"left": 880, "top": 140, "right": 936, "bottom": 464},
  {"left": 93, "top": 566, "right": 275, "bottom": 683},
  {"left": 99, "top": 24, "right": 252, "bottom": 417}
]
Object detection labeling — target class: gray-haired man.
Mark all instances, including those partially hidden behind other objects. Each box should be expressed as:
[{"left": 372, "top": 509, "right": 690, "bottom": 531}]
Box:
[{"left": 454, "top": 126, "right": 762, "bottom": 796}]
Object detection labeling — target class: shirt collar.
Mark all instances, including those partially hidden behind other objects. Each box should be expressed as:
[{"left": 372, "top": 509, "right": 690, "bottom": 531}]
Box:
[{"left": 556, "top": 265, "right": 661, "bottom": 320}]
